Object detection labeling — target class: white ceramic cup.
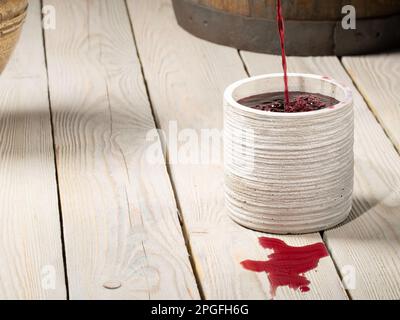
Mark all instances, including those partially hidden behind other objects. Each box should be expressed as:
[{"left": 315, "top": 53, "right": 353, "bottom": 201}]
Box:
[{"left": 224, "top": 73, "right": 354, "bottom": 234}]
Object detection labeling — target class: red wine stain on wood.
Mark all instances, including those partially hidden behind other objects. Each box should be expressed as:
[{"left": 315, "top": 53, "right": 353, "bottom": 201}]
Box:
[{"left": 241, "top": 237, "right": 329, "bottom": 298}]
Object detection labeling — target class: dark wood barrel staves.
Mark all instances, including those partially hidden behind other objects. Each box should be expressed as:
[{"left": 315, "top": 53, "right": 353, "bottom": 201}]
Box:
[{"left": 172, "top": 0, "right": 400, "bottom": 56}]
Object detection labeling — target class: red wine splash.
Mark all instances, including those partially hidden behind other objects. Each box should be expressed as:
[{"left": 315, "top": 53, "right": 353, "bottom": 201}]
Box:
[
  {"left": 241, "top": 237, "right": 329, "bottom": 299},
  {"left": 276, "top": 0, "right": 289, "bottom": 109}
]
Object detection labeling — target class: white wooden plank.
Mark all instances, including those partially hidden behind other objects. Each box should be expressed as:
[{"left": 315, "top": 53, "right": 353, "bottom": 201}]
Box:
[
  {"left": 127, "top": 0, "right": 347, "bottom": 300},
  {"left": 342, "top": 53, "right": 400, "bottom": 152},
  {"left": 0, "top": 0, "right": 66, "bottom": 299},
  {"left": 43, "top": 0, "right": 199, "bottom": 299},
  {"left": 241, "top": 52, "right": 400, "bottom": 299}
]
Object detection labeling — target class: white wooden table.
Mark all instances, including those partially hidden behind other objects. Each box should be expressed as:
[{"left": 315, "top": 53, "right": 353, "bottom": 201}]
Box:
[{"left": 0, "top": 0, "right": 399, "bottom": 300}]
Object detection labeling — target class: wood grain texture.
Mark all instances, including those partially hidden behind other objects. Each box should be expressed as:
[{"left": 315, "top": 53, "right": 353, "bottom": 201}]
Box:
[
  {"left": 43, "top": 0, "right": 199, "bottom": 299},
  {"left": 241, "top": 52, "right": 400, "bottom": 299},
  {"left": 342, "top": 53, "right": 400, "bottom": 152},
  {"left": 0, "top": 0, "right": 66, "bottom": 299},
  {"left": 198, "top": 0, "right": 250, "bottom": 16},
  {"left": 127, "top": 0, "right": 347, "bottom": 300}
]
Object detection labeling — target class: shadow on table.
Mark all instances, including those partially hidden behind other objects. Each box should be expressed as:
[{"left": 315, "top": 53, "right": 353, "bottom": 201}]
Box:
[
  {"left": 325, "top": 190, "right": 400, "bottom": 238},
  {"left": 0, "top": 106, "right": 156, "bottom": 159}
]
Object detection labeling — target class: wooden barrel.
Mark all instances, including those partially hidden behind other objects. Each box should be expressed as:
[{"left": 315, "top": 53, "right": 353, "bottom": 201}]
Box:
[{"left": 172, "top": 0, "right": 400, "bottom": 56}]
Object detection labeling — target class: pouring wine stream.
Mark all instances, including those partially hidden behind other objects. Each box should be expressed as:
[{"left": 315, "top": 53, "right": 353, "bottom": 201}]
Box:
[
  {"left": 276, "top": 0, "right": 289, "bottom": 110},
  {"left": 238, "top": 2, "right": 338, "bottom": 113}
]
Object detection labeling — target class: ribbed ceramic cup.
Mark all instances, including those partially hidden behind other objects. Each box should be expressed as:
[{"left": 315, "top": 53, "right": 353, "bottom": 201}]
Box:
[{"left": 224, "top": 73, "right": 354, "bottom": 234}]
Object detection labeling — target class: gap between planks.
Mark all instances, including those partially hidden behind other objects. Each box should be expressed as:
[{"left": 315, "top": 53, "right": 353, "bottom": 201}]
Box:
[
  {"left": 0, "top": 0, "right": 66, "bottom": 299},
  {"left": 123, "top": 0, "right": 206, "bottom": 300},
  {"left": 42, "top": 0, "right": 199, "bottom": 299},
  {"left": 340, "top": 55, "right": 400, "bottom": 156},
  {"left": 40, "top": 0, "right": 70, "bottom": 300}
]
